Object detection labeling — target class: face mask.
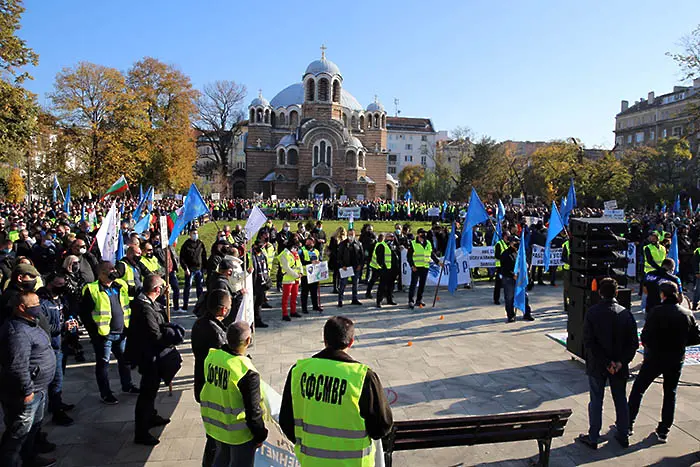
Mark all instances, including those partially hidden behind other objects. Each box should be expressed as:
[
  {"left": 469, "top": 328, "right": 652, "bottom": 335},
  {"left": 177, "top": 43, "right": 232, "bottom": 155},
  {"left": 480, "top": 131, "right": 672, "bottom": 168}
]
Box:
[
  {"left": 348, "top": 235, "right": 355, "bottom": 241},
  {"left": 283, "top": 227, "right": 289, "bottom": 232},
  {"left": 318, "top": 227, "right": 323, "bottom": 231},
  {"left": 152, "top": 241, "right": 160, "bottom": 247},
  {"left": 70, "top": 263, "right": 80, "bottom": 273},
  {"left": 51, "top": 285, "right": 66, "bottom": 296},
  {"left": 395, "top": 229, "right": 401, "bottom": 235},
  {"left": 133, "top": 254, "right": 142, "bottom": 263},
  {"left": 25, "top": 305, "right": 42, "bottom": 319},
  {"left": 78, "top": 247, "right": 87, "bottom": 255},
  {"left": 108, "top": 271, "right": 120, "bottom": 281},
  {"left": 191, "top": 234, "right": 199, "bottom": 241},
  {"left": 20, "top": 279, "right": 37, "bottom": 291},
  {"left": 43, "top": 240, "right": 53, "bottom": 247},
  {"left": 146, "top": 253, "right": 154, "bottom": 259}
]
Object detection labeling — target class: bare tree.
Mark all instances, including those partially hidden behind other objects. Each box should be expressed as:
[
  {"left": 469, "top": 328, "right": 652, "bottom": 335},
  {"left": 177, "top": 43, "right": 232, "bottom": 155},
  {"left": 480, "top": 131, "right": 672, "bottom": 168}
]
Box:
[{"left": 193, "top": 80, "right": 247, "bottom": 189}]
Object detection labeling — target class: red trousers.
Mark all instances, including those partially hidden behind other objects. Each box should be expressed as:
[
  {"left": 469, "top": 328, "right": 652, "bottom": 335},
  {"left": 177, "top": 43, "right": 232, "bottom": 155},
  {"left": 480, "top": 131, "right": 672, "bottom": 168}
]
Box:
[{"left": 282, "top": 282, "right": 299, "bottom": 316}]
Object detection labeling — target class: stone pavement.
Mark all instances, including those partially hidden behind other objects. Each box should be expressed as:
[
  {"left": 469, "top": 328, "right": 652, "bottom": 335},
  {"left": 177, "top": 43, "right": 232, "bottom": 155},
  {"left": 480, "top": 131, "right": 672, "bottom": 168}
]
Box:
[{"left": 21, "top": 283, "right": 700, "bottom": 466}]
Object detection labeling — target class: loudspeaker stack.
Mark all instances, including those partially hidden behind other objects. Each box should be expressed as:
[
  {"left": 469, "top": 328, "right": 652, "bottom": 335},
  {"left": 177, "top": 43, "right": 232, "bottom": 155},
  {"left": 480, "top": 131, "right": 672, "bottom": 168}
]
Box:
[{"left": 566, "top": 217, "right": 630, "bottom": 359}]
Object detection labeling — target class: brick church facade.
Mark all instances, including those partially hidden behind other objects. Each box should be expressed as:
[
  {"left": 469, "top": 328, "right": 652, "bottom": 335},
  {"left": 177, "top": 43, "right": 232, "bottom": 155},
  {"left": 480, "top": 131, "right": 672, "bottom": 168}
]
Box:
[{"left": 245, "top": 50, "right": 397, "bottom": 200}]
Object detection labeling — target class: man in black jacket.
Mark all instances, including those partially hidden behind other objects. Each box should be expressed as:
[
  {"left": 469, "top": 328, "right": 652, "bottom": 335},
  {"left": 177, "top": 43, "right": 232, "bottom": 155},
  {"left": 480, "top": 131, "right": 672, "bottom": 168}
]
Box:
[
  {"left": 181, "top": 229, "right": 208, "bottom": 311},
  {"left": 645, "top": 258, "right": 682, "bottom": 314},
  {"left": 0, "top": 292, "right": 57, "bottom": 467},
  {"left": 191, "top": 290, "right": 230, "bottom": 467},
  {"left": 250, "top": 241, "right": 269, "bottom": 328},
  {"left": 576, "top": 278, "right": 639, "bottom": 449},
  {"left": 279, "top": 316, "right": 393, "bottom": 457},
  {"left": 628, "top": 281, "right": 700, "bottom": 443},
  {"left": 337, "top": 228, "right": 364, "bottom": 307},
  {"left": 128, "top": 275, "right": 172, "bottom": 446},
  {"left": 500, "top": 237, "right": 534, "bottom": 323}
]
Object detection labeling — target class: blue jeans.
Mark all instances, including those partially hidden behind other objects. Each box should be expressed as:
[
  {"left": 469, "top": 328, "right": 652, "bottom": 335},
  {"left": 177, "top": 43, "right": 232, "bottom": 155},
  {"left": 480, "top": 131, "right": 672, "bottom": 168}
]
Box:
[
  {"left": 588, "top": 374, "right": 629, "bottom": 443},
  {"left": 213, "top": 439, "right": 256, "bottom": 467},
  {"left": 502, "top": 276, "right": 531, "bottom": 319},
  {"left": 48, "top": 348, "right": 63, "bottom": 412},
  {"left": 184, "top": 269, "right": 204, "bottom": 310},
  {"left": 0, "top": 390, "right": 46, "bottom": 466},
  {"left": 92, "top": 333, "right": 133, "bottom": 397},
  {"left": 338, "top": 267, "right": 361, "bottom": 303}
]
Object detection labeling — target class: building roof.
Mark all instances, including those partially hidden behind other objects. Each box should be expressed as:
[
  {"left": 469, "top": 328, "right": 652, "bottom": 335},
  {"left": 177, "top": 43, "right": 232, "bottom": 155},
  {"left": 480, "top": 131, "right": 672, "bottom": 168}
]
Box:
[
  {"left": 386, "top": 117, "right": 435, "bottom": 133},
  {"left": 305, "top": 58, "right": 341, "bottom": 77},
  {"left": 617, "top": 86, "right": 698, "bottom": 117},
  {"left": 250, "top": 90, "right": 269, "bottom": 108},
  {"left": 269, "top": 82, "right": 363, "bottom": 111},
  {"left": 367, "top": 97, "right": 385, "bottom": 112}
]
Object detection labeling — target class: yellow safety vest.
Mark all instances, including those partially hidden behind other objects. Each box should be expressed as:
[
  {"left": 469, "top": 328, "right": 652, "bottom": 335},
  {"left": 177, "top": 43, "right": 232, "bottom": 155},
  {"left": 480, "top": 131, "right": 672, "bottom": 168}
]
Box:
[
  {"left": 83, "top": 280, "right": 131, "bottom": 336},
  {"left": 370, "top": 242, "right": 392, "bottom": 270},
  {"left": 561, "top": 240, "right": 570, "bottom": 270},
  {"left": 118, "top": 260, "right": 137, "bottom": 299},
  {"left": 411, "top": 240, "right": 432, "bottom": 268},
  {"left": 291, "top": 357, "right": 373, "bottom": 467},
  {"left": 263, "top": 243, "right": 276, "bottom": 269},
  {"left": 140, "top": 255, "right": 161, "bottom": 275},
  {"left": 301, "top": 247, "right": 320, "bottom": 277},
  {"left": 643, "top": 243, "right": 666, "bottom": 273},
  {"left": 200, "top": 349, "right": 261, "bottom": 446},
  {"left": 494, "top": 240, "right": 507, "bottom": 268},
  {"left": 281, "top": 249, "right": 304, "bottom": 284},
  {"left": 7, "top": 230, "right": 19, "bottom": 242}
]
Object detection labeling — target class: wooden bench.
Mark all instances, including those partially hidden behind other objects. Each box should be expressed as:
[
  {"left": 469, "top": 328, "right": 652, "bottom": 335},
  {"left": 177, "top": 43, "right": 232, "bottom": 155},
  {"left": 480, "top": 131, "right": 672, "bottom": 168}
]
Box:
[{"left": 382, "top": 408, "right": 572, "bottom": 467}]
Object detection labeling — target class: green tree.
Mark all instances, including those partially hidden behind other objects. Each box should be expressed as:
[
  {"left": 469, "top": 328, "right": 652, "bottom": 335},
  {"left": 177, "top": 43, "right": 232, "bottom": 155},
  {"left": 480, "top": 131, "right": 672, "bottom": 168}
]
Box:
[
  {"left": 455, "top": 136, "right": 513, "bottom": 201},
  {"left": 397, "top": 165, "right": 425, "bottom": 197},
  {"left": 587, "top": 152, "right": 632, "bottom": 204}
]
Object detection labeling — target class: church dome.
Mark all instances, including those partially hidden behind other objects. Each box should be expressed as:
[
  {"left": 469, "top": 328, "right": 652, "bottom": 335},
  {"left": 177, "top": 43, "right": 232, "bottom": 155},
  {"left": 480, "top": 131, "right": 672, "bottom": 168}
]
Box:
[
  {"left": 347, "top": 136, "right": 363, "bottom": 149},
  {"left": 278, "top": 134, "right": 297, "bottom": 147},
  {"left": 270, "top": 82, "right": 363, "bottom": 111},
  {"left": 305, "top": 58, "right": 341, "bottom": 77},
  {"left": 250, "top": 90, "right": 269, "bottom": 107},
  {"left": 367, "top": 97, "right": 384, "bottom": 112}
]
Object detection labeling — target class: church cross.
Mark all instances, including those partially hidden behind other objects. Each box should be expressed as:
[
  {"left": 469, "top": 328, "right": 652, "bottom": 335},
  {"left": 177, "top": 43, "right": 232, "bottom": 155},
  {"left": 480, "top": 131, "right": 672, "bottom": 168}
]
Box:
[{"left": 320, "top": 44, "right": 327, "bottom": 60}]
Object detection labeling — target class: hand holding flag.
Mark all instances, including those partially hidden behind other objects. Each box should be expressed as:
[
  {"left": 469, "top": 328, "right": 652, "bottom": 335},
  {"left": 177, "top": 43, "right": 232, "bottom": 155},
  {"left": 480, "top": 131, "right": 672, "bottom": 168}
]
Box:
[{"left": 544, "top": 201, "right": 565, "bottom": 270}]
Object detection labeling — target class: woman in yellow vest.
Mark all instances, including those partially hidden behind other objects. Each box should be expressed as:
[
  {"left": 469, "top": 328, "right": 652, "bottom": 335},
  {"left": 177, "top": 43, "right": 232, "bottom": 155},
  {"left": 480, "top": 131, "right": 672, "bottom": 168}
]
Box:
[
  {"left": 200, "top": 322, "right": 268, "bottom": 467},
  {"left": 279, "top": 235, "right": 304, "bottom": 321}
]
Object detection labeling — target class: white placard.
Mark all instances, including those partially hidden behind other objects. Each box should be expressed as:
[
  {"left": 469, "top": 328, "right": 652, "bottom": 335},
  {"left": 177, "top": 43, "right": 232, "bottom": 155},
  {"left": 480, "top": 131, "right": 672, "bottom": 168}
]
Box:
[
  {"left": 153, "top": 193, "right": 163, "bottom": 201},
  {"left": 244, "top": 206, "right": 268, "bottom": 240},
  {"left": 159, "top": 216, "right": 169, "bottom": 247},
  {"left": 627, "top": 243, "right": 636, "bottom": 277},
  {"left": 604, "top": 200, "right": 618, "bottom": 210},
  {"left": 270, "top": 194, "right": 277, "bottom": 201},
  {"left": 603, "top": 209, "right": 625, "bottom": 220},
  {"left": 531, "top": 244, "right": 563, "bottom": 267},
  {"left": 523, "top": 216, "right": 542, "bottom": 226},
  {"left": 339, "top": 267, "right": 355, "bottom": 279},
  {"left": 338, "top": 207, "right": 361, "bottom": 219},
  {"left": 235, "top": 274, "right": 254, "bottom": 326},
  {"left": 339, "top": 195, "right": 348, "bottom": 202},
  {"left": 211, "top": 193, "right": 220, "bottom": 200},
  {"left": 427, "top": 207, "right": 441, "bottom": 217},
  {"left": 305, "top": 261, "right": 329, "bottom": 284},
  {"left": 468, "top": 246, "right": 497, "bottom": 268},
  {"left": 513, "top": 198, "right": 524, "bottom": 205},
  {"left": 356, "top": 194, "right": 365, "bottom": 201}
]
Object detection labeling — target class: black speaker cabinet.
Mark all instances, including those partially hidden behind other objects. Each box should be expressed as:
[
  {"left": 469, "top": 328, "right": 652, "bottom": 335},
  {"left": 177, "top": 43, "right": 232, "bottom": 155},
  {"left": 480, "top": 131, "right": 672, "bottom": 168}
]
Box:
[{"left": 569, "top": 217, "right": 629, "bottom": 237}]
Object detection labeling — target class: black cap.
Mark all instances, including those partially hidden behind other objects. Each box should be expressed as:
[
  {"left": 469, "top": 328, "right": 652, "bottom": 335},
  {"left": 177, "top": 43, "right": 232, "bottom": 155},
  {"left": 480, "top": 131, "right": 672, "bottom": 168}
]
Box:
[{"left": 219, "top": 259, "right": 234, "bottom": 271}]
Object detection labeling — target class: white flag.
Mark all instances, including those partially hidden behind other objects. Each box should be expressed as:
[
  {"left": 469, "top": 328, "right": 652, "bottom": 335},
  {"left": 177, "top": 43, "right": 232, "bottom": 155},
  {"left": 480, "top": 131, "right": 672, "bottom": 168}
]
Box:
[
  {"left": 235, "top": 274, "right": 255, "bottom": 326},
  {"left": 96, "top": 201, "right": 120, "bottom": 264},
  {"left": 244, "top": 206, "right": 268, "bottom": 240}
]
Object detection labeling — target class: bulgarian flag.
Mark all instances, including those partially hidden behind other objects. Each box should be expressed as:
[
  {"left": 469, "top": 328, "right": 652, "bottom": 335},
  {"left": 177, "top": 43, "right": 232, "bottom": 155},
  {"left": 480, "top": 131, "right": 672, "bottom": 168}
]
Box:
[
  {"left": 100, "top": 175, "right": 129, "bottom": 201},
  {"left": 167, "top": 207, "right": 184, "bottom": 234}
]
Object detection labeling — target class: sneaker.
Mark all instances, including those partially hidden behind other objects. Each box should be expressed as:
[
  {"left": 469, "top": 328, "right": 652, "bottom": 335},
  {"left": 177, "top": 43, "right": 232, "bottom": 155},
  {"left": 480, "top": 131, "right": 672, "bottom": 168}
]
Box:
[
  {"left": 494, "top": 301, "right": 501, "bottom": 305},
  {"left": 614, "top": 435, "right": 629, "bottom": 448},
  {"left": 351, "top": 300, "right": 362, "bottom": 306},
  {"left": 523, "top": 314, "right": 535, "bottom": 322},
  {"left": 123, "top": 386, "right": 140, "bottom": 395},
  {"left": 507, "top": 317, "right": 516, "bottom": 323},
  {"left": 101, "top": 394, "right": 119, "bottom": 405},
  {"left": 575, "top": 433, "right": 598, "bottom": 450},
  {"left": 25, "top": 455, "right": 57, "bottom": 467},
  {"left": 655, "top": 430, "right": 668, "bottom": 443},
  {"left": 313, "top": 307, "right": 324, "bottom": 312},
  {"left": 134, "top": 433, "right": 160, "bottom": 446},
  {"left": 409, "top": 302, "right": 415, "bottom": 309},
  {"left": 52, "top": 410, "right": 74, "bottom": 427},
  {"left": 282, "top": 315, "right": 292, "bottom": 322},
  {"left": 418, "top": 301, "right": 426, "bottom": 307},
  {"left": 150, "top": 415, "right": 171, "bottom": 427},
  {"left": 255, "top": 320, "right": 269, "bottom": 328}
]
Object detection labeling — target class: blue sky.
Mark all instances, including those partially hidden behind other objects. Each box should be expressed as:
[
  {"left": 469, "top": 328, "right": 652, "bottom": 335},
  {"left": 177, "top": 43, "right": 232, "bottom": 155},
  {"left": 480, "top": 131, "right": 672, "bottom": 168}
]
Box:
[{"left": 19, "top": 0, "right": 700, "bottom": 147}]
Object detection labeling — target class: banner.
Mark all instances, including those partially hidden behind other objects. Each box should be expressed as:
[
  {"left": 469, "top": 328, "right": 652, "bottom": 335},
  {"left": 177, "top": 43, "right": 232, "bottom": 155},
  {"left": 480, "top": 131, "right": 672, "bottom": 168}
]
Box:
[
  {"left": 305, "top": 261, "right": 329, "bottom": 284},
  {"left": 512, "top": 198, "right": 524, "bottom": 205},
  {"left": 627, "top": 243, "right": 636, "bottom": 277},
  {"left": 95, "top": 201, "right": 120, "bottom": 263},
  {"left": 531, "top": 244, "right": 562, "bottom": 267},
  {"left": 401, "top": 249, "right": 472, "bottom": 287},
  {"left": 211, "top": 193, "right": 220, "bottom": 200},
  {"left": 339, "top": 195, "right": 348, "bottom": 202},
  {"left": 468, "top": 246, "right": 496, "bottom": 268},
  {"left": 604, "top": 200, "right": 617, "bottom": 210},
  {"left": 523, "top": 216, "right": 542, "bottom": 226},
  {"left": 338, "top": 206, "right": 361, "bottom": 219},
  {"left": 153, "top": 193, "right": 163, "bottom": 201},
  {"left": 427, "top": 207, "right": 441, "bottom": 217},
  {"left": 603, "top": 209, "right": 625, "bottom": 220}
]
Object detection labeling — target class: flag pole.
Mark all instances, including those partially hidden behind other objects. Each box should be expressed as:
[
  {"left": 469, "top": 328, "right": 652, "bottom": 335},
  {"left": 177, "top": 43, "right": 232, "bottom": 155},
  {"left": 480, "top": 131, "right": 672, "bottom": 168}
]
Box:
[{"left": 432, "top": 264, "right": 445, "bottom": 307}]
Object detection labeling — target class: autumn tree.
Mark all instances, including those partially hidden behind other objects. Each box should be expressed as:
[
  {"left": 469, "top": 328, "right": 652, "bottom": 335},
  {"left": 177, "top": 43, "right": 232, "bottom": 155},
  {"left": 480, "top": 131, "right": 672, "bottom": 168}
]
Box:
[
  {"left": 0, "top": 0, "right": 38, "bottom": 165},
  {"left": 49, "top": 62, "right": 149, "bottom": 192},
  {"left": 397, "top": 165, "right": 425, "bottom": 197},
  {"left": 454, "top": 136, "right": 513, "bottom": 201},
  {"left": 6, "top": 167, "right": 24, "bottom": 202},
  {"left": 194, "top": 80, "right": 247, "bottom": 192},
  {"left": 127, "top": 57, "right": 198, "bottom": 191}
]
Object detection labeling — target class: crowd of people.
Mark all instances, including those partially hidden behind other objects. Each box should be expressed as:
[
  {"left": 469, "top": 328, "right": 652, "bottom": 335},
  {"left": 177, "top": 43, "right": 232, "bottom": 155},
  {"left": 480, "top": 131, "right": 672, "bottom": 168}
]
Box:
[{"left": 3, "top": 194, "right": 700, "bottom": 465}]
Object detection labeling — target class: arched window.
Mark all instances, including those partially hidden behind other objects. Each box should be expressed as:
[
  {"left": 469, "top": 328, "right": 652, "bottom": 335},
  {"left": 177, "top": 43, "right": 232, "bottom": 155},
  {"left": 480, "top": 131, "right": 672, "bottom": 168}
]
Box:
[
  {"left": 381, "top": 114, "right": 386, "bottom": 129},
  {"left": 351, "top": 115, "right": 357, "bottom": 129},
  {"left": 342, "top": 113, "right": 348, "bottom": 127},
  {"left": 359, "top": 115, "right": 365, "bottom": 130},
  {"left": 277, "top": 149, "right": 286, "bottom": 166},
  {"left": 278, "top": 112, "right": 286, "bottom": 127},
  {"left": 367, "top": 114, "right": 372, "bottom": 129},
  {"left": 306, "top": 79, "right": 315, "bottom": 101},
  {"left": 256, "top": 108, "right": 263, "bottom": 123},
  {"left": 373, "top": 114, "right": 379, "bottom": 128},
  {"left": 359, "top": 152, "right": 365, "bottom": 168},
  {"left": 332, "top": 80, "right": 341, "bottom": 103},
  {"left": 346, "top": 151, "right": 356, "bottom": 167},
  {"left": 318, "top": 78, "right": 329, "bottom": 101},
  {"left": 289, "top": 110, "right": 299, "bottom": 128},
  {"left": 270, "top": 112, "right": 276, "bottom": 127},
  {"left": 264, "top": 109, "right": 270, "bottom": 124},
  {"left": 287, "top": 148, "right": 298, "bottom": 165},
  {"left": 249, "top": 108, "right": 255, "bottom": 122},
  {"left": 313, "top": 140, "right": 332, "bottom": 166}
]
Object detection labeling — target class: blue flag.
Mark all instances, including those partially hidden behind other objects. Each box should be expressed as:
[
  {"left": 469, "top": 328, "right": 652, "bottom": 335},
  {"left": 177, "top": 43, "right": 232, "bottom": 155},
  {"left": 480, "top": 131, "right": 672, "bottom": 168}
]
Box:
[
  {"left": 170, "top": 184, "right": 210, "bottom": 242},
  {"left": 441, "top": 201, "right": 448, "bottom": 221},
  {"left": 116, "top": 227, "right": 125, "bottom": 261},
  {"left": 673, "top": 194, "right": 681, "bottom": 214},
  {"left": 669, "top": 230, "right": 680, "bottom": 275},
  {"left": 462, "top": 188, "right": 489, "bottom": 254},
  {"left": 134, "top": 214, "right": 151, "bottom": 234},
  {"left": 514, "top": 231, "right": 529, "bottom": 315},
  {"left": 690, "top": 197, "right": 694, "bottom": 215},
  {"left": 544, "top": 201, "right": 565, "bottom": 270},
  {"left": 404, "top": 189, "right": 412, "bottom": 217},
  {"left": 390, "top": 199, "right": 395, "bottom": 216},
  {"left": 445, "top": 221, "right": 458, "bottom": 295},
  {"left": 661, "top": 203, "right": 667, "bottom": 214},
  {"left": 561, "top": 180, "right": 577, "bottom": 225},
  {"left": 63, "top": 185, "right": 71, "bottom": 214},
  {"left": 133, "top": 186, "right": 153, "bottom": 222},
  {"left": 80, "top": 204, "right": 86, "bottom": 224}
]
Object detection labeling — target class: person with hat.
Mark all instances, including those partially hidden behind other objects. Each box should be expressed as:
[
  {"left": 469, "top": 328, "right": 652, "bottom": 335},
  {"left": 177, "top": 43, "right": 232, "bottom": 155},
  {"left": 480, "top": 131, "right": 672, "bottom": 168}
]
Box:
[
  {"left": 250, "top": 240, "right": 270, "bottom": 328},
  {"left": 180, "top": 229, "right": 208, "bottom": 312},
  {"left": 81, "top": 261, "right": 139, "bottom": 405},
  {"left": 407, "top": 228, "right": 440, "bottom": 309},
  {"left": 0, "top": 263, "right": 42, "bottom": 326}
]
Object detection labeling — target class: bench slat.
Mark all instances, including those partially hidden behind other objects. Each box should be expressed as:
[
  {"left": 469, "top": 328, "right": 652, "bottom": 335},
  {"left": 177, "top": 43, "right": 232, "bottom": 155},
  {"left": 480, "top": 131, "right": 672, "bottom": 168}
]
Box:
[
  {"left": 392, "top": 409, "right": 572, "bottom": 431},
  {"left": 391, "top": 426, "right": 568, "bottom": 451},
  {"left": 394, "top": 420, "right": 557, "bottom": 441}
]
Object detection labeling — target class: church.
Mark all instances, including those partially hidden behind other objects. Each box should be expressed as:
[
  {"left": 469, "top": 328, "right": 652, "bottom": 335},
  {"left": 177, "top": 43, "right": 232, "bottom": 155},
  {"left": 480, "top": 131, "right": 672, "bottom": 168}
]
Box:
[{"left": 245, "top": 48, "right": 398, "bottom": 200}]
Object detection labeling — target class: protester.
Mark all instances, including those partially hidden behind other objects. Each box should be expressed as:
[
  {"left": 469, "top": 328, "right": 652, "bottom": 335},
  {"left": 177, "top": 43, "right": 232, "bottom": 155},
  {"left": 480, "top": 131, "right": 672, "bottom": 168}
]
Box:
[
  {"left": 250, "top": 240, "right": 270, "bottom": 328},
  {"left": 299, "top": 236, "right": 323, "bottom": 314},
  {"left": 501, "top": 236, "right": 534, "bottom": 322},
  {"left": 337, "top": 228, "right": 364, "bottom": 307},
  {"left": 279, "top": 235, "right": 303, "bottom": 321},
  {"left": 180, "top": 229, "right": 207, "bottom": 311},
  {"left": 407, "top": 228, "right": 440, "bottom": 309}
]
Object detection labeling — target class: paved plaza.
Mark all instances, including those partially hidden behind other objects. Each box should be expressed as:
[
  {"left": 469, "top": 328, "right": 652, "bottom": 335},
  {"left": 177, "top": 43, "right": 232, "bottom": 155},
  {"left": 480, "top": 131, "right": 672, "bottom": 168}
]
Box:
[{"left": 26, "top": 284, "right": 700, "bottom": 466}]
